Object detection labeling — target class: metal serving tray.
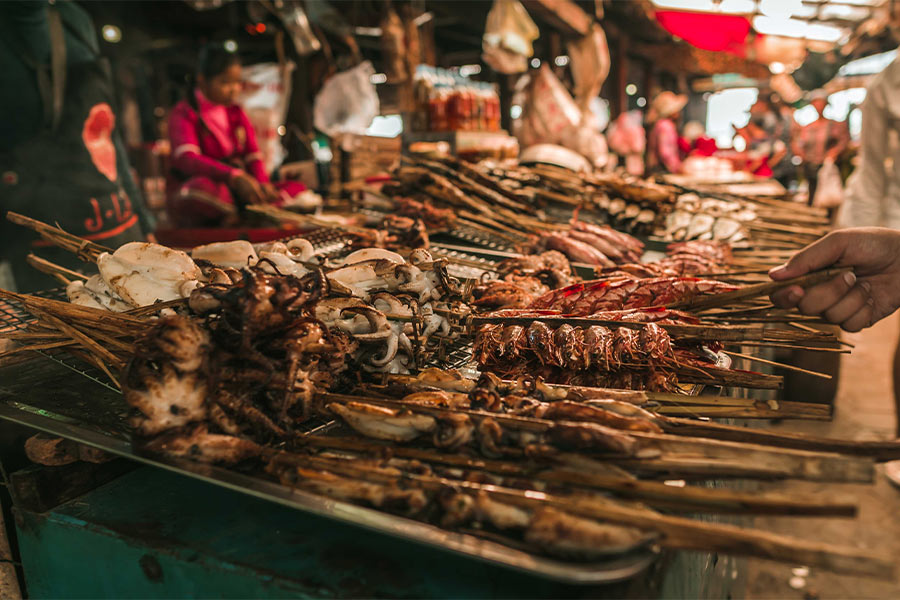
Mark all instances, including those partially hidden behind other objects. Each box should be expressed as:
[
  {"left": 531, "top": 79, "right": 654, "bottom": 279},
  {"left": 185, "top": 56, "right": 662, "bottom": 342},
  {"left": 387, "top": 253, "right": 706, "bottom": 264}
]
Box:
[
  {"left": 0, "top": 232, "right": 732, "bottom": 583},
  {"left": 0, "top": 357, "right": 657, "bottom": 585},
  {"left": 0, "top": 283, "right": 660, "bottom": 584}
]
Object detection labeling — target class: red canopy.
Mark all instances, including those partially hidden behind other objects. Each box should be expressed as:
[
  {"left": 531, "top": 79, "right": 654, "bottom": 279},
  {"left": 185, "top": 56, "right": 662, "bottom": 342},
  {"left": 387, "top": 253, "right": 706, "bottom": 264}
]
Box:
[{"left": 655, "top": 11, "right": 752, "bottom": 57}]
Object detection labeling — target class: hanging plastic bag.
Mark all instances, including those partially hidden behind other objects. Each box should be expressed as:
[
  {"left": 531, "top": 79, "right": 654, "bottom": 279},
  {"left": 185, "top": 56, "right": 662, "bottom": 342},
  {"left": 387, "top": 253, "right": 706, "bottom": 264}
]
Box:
[
  {"left": 566, "top": 23, "right": 610, "bottom": 110},
  {"left": 813, "top": 158, "right": 844, "bottom": 208},
  {"left": 313, "top": 61, "right": 380, "bottom": 140},
  {"left": 482, "top": 0, "right": 539, "bottom": 74},
  {"left": 240, "top": 62, "right": 295, "bottom": 174},
  {"left": 517, "top": 66, "right": 607, "bottom": 168}
]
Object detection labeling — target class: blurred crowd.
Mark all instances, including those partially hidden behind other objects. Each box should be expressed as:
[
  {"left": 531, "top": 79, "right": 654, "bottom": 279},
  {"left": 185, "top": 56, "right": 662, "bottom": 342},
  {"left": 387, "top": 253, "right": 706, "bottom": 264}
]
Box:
[{"left": 607, "top": 87, "right": 855, "bottom": 206}]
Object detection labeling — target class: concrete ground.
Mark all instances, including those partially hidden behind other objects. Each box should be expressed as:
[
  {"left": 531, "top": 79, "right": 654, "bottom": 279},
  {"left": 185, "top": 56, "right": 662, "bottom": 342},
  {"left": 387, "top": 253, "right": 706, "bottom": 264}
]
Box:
[{"left": 745, "top": 312, "right": 900, "bottom": 599}]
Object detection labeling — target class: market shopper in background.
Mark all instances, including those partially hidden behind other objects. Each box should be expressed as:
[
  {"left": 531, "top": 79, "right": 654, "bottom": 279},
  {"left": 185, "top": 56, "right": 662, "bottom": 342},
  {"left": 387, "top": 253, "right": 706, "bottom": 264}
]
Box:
[
  {"left": 646, "top": 91, "right": 687, "bottom": 174},
  {"left": 766, "top": 92, "right": 798, "bottom": 189},
  {"left": 791, "top": 90, "right": 850, "bottom": 205},
  {"left": 678, "top": 121, "right": 717, "bottom": 158},
  {"left": 167, "top": 43, "right": 306, "bottom": 228},
  {"left": 0, "top": 0, "right": 154, "bottom": 292},
  {"left": 739, "top": 98, "right": 788, "bottom": 178}
]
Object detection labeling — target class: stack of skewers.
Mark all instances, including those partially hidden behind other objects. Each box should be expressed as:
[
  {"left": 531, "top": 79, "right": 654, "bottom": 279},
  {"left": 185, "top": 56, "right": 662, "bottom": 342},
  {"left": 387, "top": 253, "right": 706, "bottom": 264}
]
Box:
[{"left": 1, "top": 211, "right": 896, "bottom": 582}]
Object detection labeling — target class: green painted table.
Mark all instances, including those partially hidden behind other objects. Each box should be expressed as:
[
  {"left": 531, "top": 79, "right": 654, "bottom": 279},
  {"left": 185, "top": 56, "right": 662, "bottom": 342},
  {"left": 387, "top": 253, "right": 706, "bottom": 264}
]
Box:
[{"left": 14, "top": 466, "right": 744, "bottom": 599}]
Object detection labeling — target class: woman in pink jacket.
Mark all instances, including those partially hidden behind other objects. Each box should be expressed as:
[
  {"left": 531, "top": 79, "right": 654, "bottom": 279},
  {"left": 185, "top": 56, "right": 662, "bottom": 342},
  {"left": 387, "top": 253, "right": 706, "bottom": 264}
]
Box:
[{"left": 167, "top": 43, "right": 305, "bottom": 227}]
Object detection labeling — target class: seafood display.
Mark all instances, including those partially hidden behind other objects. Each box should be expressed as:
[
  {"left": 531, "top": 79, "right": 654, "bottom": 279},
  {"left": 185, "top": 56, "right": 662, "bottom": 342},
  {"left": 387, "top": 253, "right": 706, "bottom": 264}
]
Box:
[
  {"left": 127, "top": 269, "right": 353, "bottom": 440},
  {"left": 474, "top": 321, "right": 685, "bottom": 391},
  {"left": 5, "top": 209, "right": 896, "bottom": 582},
  {"left": 521, "top": 220, "right": 645, "bottom": 268},
  {"left": 385, "top": 157, "right": 676, "bottom": 238},
  {"left": 663, "top": 193, "right": 754, "bottom": 243},
  {"left": 472, "top": 251, "right": 576, "bottom": 309},
  {"left": 529, "top": 276, "right": 738, "bottom": 315}
]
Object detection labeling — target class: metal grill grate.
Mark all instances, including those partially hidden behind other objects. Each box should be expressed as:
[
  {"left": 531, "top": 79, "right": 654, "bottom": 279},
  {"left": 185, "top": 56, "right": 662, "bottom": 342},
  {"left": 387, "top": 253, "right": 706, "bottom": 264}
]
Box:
[
  {"left": 277, "top": 227, "right": 356, "bottom": 259},
  {"left": 0, "top": 289, "right": 122, "bottom": 392},
  {"left": 0, "top": 287, "right": 68, "bottom": 332},
  {"left": 437, "top": 225, "right": 519, "bottom": 253}
]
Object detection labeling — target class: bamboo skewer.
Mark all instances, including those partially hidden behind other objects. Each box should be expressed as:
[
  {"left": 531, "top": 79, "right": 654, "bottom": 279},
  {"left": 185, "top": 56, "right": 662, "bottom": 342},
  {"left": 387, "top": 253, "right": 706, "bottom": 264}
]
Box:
[
  {"left": 278, "top": 453, "right": 893, "bottom": 579},
  {"left": 669, "top": 267, "right": 851, "bottom": 311},
  {"left": 724, "top": 350, "right": 832, "bottom": 379},
  {"left": 468, "top": 314, "right": 838, "bottom": 346},
  {"left": 652, "top": 404, "right": 831, "bottom": 420},
  {"left": 297, "top": 435, "right": 856, "bottom": 517},
  {"left": 6, "top": 212, "right": 111, "bottom": 262},
  {"left": 26, "top": 254, "right": 89, "bottom": 284},
  {"left": 317, "top": 392, "right": 869, "bottom": 483},
  {"left": 660, "top": 418, "right": 900, "bottom": 462},
  {"left": 378, "top": 376, "right": 831, "bottom": 419},
  {"left": 724, "top": 341, "right": 848, "bottom": 353}
]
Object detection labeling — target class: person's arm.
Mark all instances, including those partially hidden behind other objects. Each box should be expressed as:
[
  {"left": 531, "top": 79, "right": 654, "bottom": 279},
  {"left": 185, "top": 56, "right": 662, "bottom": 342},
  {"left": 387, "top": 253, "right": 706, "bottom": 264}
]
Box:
[
  {"left": 657, "top": 120, "right": 682, "bottom": 173},
  {"left": 238, "top": 110, "right": 270, "bottom": 184},
  {"left": 840, "top": 87, "right": 889, "bottom": 228},
  {"left": 169, "top": 105, "right": 239, "bottom": 182},
  {"left": 769, "top": 227, "right": 900, "bottom": 331}
]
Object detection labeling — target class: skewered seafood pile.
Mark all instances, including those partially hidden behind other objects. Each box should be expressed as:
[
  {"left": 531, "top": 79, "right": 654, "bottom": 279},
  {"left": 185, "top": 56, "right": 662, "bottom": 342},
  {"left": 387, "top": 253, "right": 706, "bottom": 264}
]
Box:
[
  {"left": 664, "top": 193, "right": 755, "bottom": 244},
  {"left": 601, "top": 240, "right": 733, "bottom": 279},
  {"left": 473, "top": 315, "right": 711, "bottom": 392},
  {"left": 519, "top": 220, "right": 645, "bottom": 268},
  {"left": 4, "top": 216, "right": 898, "bottom": 580},
  {"left": 64, "top": 237, "right": 319, "bottom": 312},
  {"left": 45, "top": 211, "right": 466, "bottom": 378},
  {"left": 128, "top": 270, "right": 353, "bottom": 447},
  {"left": 527, "top": 166, "right": 675, "bottom": 235},
  {"left": 391, "top": 197, "right": 458, "bottom": 232},
  {"left": 6, "top": 212, "right": 839, "bottom": 397},
  {"left": 268, "top": 373, "right": 894, "bottom": 576},
  {"left": 316, "top": 247, "right": 467, "bottom": 373},
  {"left": 113, "top": 342, "right": 895, "bottom": 575},
  {"left": 386, "top": 157, "right": 677, "bottom": 239},
  {"left": 662, "top": 190, "right": 833, "bottom": 249},
  {"left": 345, "top": 214, "right": 431, "bottom": 250},
  {"left": 529, "top": 275, "right": 738, "bottom": 314},
  {"left": 472, "top": 240, "right": 735, "bottom": 311},
  {"left": 472, "top": 251, "right": 577, "bottom": 309}
]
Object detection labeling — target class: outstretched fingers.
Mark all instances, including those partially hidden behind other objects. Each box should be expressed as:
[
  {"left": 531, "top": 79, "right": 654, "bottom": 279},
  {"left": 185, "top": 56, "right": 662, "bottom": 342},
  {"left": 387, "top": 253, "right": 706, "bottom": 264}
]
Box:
[{"left": 769, "top": 231, "right": 850, "bottom": 281}]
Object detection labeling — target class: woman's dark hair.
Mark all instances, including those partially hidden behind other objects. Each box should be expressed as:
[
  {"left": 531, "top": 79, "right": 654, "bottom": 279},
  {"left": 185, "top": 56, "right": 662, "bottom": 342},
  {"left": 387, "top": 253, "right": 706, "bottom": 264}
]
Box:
[
  {"left": 188, "top": 42, "right": 241, "bottom": 107},
  {"left": 197, "top": 42, "right": 241, "bottom": 80}
]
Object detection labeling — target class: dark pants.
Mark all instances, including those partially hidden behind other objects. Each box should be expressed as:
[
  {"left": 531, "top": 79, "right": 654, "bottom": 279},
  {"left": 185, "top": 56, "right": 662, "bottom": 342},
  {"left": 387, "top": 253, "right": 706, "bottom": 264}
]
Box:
[{"left": 803, "top": 163, "right": 821, "bottom": 207}]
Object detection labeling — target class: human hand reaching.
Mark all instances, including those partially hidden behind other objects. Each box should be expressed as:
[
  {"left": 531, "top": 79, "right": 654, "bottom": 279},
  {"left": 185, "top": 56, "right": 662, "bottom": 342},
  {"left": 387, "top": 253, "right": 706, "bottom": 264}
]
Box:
[
  {"left": 769, "top": 227, "right": 900, "bottom": 332},
  {"left": 261, "top": 182, "right": 282, "bottom": 205},
  {"left": 230, "top": 171, "right": 266, "bottom": 205}
]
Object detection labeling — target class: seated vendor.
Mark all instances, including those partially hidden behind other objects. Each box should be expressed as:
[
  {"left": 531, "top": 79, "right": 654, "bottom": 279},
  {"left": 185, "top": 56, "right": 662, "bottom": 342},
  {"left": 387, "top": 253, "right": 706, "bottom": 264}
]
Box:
[{"left": 167, "top": 42, "right": 306, "bottom": 227}]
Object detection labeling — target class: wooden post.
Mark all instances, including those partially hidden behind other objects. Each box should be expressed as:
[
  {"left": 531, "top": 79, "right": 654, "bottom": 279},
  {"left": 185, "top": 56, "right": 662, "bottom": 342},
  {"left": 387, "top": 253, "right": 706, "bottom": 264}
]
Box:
[
  {"left": 499, "top": 74, "right": 514, "bottom": 133},
  {"left": 615, "top": 33, "right": 628, "bottom": 117}
]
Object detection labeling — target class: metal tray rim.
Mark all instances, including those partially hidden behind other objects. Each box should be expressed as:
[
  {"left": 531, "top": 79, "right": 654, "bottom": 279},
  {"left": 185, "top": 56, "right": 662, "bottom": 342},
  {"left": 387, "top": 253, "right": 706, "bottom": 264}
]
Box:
[{"left": 0, "top": 394, "right": 658, "bottom": 585}]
